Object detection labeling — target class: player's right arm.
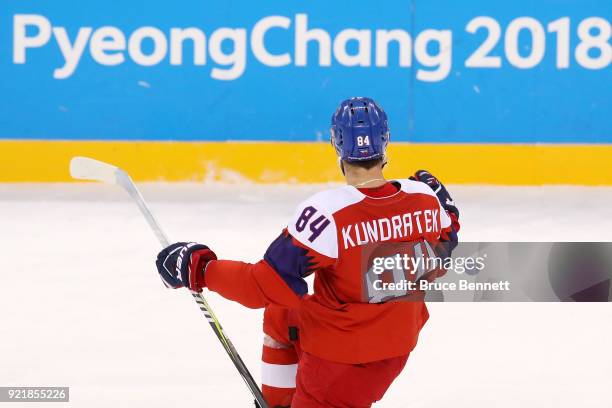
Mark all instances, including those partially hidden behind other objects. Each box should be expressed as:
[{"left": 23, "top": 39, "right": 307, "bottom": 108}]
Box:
[{"left": 410, "top": 170, "right": 460, "bottom": 257}]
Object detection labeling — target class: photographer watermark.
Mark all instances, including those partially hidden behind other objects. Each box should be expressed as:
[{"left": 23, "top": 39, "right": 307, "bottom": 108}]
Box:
[{"left": 361, "top": 242, "right": 612, "bottom": 302}]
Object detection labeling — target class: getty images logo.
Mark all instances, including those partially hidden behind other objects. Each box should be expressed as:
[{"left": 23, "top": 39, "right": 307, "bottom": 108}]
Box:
[{"left": 11, "top": 14, "right": 453, "bottom": 81}]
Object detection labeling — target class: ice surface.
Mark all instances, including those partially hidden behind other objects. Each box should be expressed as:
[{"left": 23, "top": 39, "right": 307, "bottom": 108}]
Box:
[{"left": 1, "top": 183, "right": 611, "bottom": 407}]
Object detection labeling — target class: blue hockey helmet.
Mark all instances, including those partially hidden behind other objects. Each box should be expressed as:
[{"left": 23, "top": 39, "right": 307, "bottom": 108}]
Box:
[{"left": 330, "top": 97, "right": 390, "bottom": 162}]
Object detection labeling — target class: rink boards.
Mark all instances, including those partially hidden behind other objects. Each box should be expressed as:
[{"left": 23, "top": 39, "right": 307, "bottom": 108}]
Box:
[
  {"left": 3, "top": 140, "right": 612, "bottom": 185},
  {"left": 1, "top": 1, "right": 610, "bottom": 185}
]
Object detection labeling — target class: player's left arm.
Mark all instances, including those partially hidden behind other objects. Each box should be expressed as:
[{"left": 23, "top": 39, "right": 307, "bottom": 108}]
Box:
[
  {"left": 154, "top": 236, "right": 308, "bottom": 310},
  {"left": 153, "top": 197, "right": 337, "bottom": 310},
  {"left": 205, "top": 228, "right": 334, "bottom": 309}
]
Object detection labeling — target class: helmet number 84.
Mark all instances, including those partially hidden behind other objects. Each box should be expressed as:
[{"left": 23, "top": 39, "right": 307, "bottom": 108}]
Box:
[{"left": 356, "top": 136, "right": 370, "bottom": 147}]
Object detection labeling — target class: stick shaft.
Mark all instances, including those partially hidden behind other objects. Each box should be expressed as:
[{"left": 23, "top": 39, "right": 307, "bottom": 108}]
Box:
[
  {"left": 117, "top": 173, "right": 268, "bottom": 408},
  {"left": 116, "top": 172, "right": 170, "bottom": 246}
]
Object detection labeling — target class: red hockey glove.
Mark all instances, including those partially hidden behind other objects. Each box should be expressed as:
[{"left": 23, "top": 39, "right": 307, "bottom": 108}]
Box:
[
  {"left": 155, "top": 242, "right": 217, "bottom": 292},
  {"left": 410, "top": 170, "right": 460, "bottom": 257},
  {"left": 410, "top": 170, "right": 459, "bottom": 219}
]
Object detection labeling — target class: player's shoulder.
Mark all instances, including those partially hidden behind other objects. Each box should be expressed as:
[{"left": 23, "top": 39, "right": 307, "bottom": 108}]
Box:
[
  {"left": 296, "top": 185, "right": 364, "bottom": 216},
  {"left": 287, "top": 186, "right": 358, "bottom": 258},
  {"left": 394, "top": 178, "right": 438, "bottom": 198}
]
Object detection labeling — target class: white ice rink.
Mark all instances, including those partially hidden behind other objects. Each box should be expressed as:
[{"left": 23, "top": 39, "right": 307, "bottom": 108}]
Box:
[{"left": 1, "top": 183, "right": 611, "bottom": 407}]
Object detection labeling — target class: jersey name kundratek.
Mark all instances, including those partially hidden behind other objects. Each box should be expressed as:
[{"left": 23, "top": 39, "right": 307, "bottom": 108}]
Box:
[{"left": 341, "top": 209, "right": 440, "bottom": 250}]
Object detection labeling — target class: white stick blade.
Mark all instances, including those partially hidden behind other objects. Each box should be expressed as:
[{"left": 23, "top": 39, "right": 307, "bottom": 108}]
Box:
[{"left": 70, "top": 156, "right": 120, "bottom": 184}]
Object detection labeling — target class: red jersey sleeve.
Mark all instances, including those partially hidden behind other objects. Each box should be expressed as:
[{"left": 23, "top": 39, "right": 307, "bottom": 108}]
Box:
[
  {"left": 204, "top": 259, "right": 301, "bottom": 309},
  {"left": 204, "top": 226, "right": 336, "bottom": 309},
  {"left": 203, "top": 192, "right": 340, "bottom": 309}
]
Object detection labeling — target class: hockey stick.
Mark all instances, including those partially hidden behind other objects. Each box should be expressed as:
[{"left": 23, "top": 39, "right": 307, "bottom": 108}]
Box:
[{"left": 69, "top": 156, "right": 268, "bottom": 408}]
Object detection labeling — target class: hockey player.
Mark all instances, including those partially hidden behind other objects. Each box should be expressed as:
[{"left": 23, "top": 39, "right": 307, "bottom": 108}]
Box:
[{"left": 155, "top": 97, "right": 460, "bottom": 407}]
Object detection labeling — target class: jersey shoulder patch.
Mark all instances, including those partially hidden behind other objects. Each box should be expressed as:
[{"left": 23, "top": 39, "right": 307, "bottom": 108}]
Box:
[{"left": 286, "top": 185, "right": 363, "bottom": 258}]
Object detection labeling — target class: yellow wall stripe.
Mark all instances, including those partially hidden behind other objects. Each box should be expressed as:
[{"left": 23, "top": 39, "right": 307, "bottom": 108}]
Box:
[{"left": 2, "top": 140, "right": 611, "bottom": 185}]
